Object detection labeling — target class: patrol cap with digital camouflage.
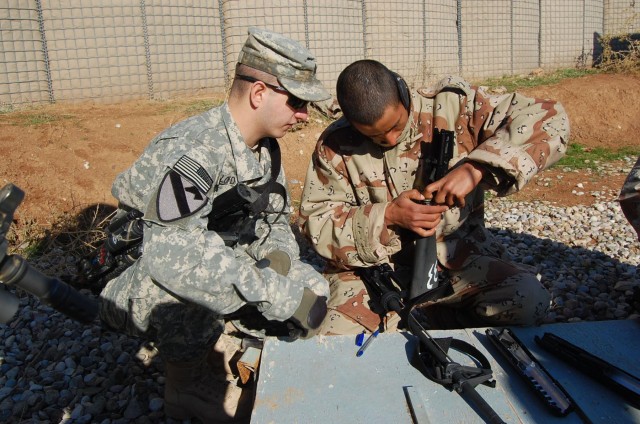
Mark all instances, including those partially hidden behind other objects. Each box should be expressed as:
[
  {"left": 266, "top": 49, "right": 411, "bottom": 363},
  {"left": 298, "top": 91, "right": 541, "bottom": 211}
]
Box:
[{"left": 237, "top": 27, "right": 330, "bottom": 102}]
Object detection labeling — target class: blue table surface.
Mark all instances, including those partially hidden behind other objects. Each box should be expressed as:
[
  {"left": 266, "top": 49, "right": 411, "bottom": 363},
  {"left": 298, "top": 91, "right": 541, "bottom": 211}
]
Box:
[{"left": 252, "top": 318, "right": 640, "bottom": 424}]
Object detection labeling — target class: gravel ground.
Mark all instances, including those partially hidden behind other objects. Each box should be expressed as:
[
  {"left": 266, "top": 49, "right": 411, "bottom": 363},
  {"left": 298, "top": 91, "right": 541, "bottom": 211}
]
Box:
[{"left": 1, "top": 162, "right": 639, "bottom": 423}]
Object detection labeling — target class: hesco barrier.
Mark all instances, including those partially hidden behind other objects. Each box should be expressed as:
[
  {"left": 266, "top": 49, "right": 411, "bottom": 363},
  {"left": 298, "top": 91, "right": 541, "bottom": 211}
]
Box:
[{"left": 0, "top": 0, "right": 638, "bottom": 106}]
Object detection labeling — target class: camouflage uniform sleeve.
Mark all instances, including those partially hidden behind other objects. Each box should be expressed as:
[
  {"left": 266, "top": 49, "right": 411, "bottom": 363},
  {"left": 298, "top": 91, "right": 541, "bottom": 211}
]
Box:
[
  {"left": 118, "top": 127, "right": 305, "bottom": 322},
  {"left": 140, "top": 211, "right": 304, "bottom": 322},
  {"left": 299, "top": 140, "right": 399, "bottom": 270},
  {"left": 464, "top": 87, "right": 570, "bottom": 196},
  {"left": 111, "top": 133, "right": 167, "bottom": 211}
]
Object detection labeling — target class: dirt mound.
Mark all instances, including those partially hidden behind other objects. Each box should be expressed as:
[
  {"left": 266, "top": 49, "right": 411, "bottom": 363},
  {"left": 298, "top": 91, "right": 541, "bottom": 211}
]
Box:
[{"left": 1, "top": 73, "right": 639, "bottom": 229}]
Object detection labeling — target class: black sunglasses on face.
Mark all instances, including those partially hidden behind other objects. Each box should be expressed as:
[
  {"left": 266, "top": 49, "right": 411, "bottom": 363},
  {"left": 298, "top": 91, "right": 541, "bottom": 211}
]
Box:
[{"left": 235, "top": 74, "right": 309, "bottom": 110}]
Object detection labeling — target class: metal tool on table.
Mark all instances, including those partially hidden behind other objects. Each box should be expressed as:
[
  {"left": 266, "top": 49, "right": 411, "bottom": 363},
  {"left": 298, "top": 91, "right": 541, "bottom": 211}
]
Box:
[{"left": 486, "top": 328, "right": 575, "bottom": 416}]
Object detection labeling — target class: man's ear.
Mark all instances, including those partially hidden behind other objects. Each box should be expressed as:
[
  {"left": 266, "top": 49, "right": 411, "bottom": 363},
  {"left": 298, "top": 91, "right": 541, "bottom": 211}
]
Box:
[{"left": 249, "top": 81, "right": 268, "bottom": 108}]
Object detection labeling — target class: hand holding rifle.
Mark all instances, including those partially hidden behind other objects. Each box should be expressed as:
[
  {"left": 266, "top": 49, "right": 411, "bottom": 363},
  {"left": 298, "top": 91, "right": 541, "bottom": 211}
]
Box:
[
  {"left": 384, "top": 189, "right": 448, "bottom": 237},
  {"left": 424, "top": 161, "right": 485, "bottom": 208}
]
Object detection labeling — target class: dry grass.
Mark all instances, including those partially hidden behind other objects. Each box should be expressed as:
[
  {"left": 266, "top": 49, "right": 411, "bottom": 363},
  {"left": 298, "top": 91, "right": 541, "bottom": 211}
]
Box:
[
  {"left": 597, "top": 13, "right": 640, "bottom": 74},
  {"left": 8, "top": 203, "right": 116, "bottom": 281}
]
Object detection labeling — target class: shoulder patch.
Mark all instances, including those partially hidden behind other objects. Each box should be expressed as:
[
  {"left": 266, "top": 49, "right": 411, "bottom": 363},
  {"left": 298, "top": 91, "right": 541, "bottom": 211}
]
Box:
[{"left": 157, "top": 157, "right": 211, "bottom": 221}]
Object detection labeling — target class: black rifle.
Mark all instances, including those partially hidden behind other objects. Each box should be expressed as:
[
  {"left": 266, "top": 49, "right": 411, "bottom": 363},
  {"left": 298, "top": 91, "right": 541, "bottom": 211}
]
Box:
[
  {"left": 207, "top": 183, "right": 263, "bottom": 246},
  {"left": 410, "top": 128, "right": 454, "bottom": 299},
  {"left": 536, "top": 332, "right": 640, "bottom": 408},
  {"left": 79, "top": 207, "right": 144, "bottom": 287},
  {"left": 358, "top": 265, "right": 506, "bottom": 424},
  {"left": 0, "top": 183, "right": 98, "bottom": 324}
]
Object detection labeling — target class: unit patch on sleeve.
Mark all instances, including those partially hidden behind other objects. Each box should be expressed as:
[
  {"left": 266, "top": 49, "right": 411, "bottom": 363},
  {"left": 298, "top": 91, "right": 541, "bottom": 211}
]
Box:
[{"left": 157, "top": 155, "right": 213, "bottom": 222}]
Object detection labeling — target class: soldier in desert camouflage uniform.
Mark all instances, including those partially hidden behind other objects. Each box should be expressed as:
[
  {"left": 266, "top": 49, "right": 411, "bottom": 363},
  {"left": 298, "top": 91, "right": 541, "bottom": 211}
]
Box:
[
  {"left": 299, "top": 60, "right": 570, "bottom": 335},
  {"left": 619, "top": 156, "right": 640, "bottom": 240},
  {"left": 99, "top": 27, "right": 330, "bottom": 423}
]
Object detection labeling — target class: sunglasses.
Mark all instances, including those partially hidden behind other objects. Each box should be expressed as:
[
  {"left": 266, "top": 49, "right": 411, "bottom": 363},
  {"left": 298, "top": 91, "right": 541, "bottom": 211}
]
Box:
[{"left": 235, "top": 74, "right": 309, "bottom": 110}]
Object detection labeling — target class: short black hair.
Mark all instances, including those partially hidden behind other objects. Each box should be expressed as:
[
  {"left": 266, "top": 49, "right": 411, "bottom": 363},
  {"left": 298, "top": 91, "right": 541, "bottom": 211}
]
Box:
[{"left": 336, "top": 60, "right": 401, "bottom": 125}]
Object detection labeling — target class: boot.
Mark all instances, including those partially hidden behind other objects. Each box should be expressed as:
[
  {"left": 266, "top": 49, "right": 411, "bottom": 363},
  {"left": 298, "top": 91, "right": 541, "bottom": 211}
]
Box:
[
  {"left": 207, "top": 333, "right": 243, "bottom": 379},
  {"left": 164, "top": 359, "right": 251, "bottom": 423}
]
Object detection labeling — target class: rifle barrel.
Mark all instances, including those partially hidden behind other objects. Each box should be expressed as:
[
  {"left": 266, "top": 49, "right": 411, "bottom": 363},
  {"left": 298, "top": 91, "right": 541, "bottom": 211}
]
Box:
[
  {"left": 457, "top": 379, "right": 506, "bottom": 424},
  {"left": 1, "top": 254, "right": 98, "bottom": 324}
]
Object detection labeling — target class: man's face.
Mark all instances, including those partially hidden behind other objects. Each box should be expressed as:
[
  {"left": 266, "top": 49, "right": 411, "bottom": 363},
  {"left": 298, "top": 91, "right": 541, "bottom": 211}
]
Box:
[
  {"left": 262, "top": 86, "right": 309, "bottom": 139},
  {"left": 351, "top": 102, "right": 409, "bottom": 148},
  {"left": 236, "top": 73, "right": 310, "bottom": 140}
]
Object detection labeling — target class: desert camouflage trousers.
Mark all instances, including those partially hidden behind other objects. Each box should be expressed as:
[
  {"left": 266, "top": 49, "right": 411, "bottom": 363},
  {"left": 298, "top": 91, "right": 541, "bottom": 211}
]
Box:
[{"left": 318, "top": 254, "right": 551, "bottom": 336}]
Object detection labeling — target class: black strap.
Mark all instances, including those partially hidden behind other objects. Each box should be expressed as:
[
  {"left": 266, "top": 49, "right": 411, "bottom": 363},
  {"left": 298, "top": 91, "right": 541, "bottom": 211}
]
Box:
[
  {"left": 169, "top": 170, "right": 192, "bottom": 216},
  {"left": 246, "top": 138, "right": 287, "bottom": 216},
  {"left": 208, "top": 138, "right": 286, "bottom": 221},
  {"left": 410, "top": 330, "right": 496, "bottom": 389}
]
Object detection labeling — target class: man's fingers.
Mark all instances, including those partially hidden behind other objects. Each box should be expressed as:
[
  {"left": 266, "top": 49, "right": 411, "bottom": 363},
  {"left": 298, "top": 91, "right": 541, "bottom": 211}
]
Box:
[
  {"left": 408, "top": 213, "right": 445, "bottom": 235},
  {"left": 415, "top": 212, "right": 444, "bottom": 223},
  {"left": 408, "top": 210, "right": 446, "bottom": 225},
  {"left": 446, "top": 193, "right": 460, "bottom": 206},
  {"left": 411, "top": 226, "right": 437, "bottom": 237},
  {"left": 388, "top": 191, "right": 448, "bottom": 232},
  {"left": 401, "top": 189, "right": 423, "bottom": 199}
]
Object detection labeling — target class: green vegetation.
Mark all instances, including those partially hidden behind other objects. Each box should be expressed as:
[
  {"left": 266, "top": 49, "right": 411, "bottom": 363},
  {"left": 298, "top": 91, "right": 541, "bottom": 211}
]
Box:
[
  {"left": 6, "top": 217, "right": 47, "bottom": 259},
  {"left": 27, "top": 113, "right": 57, "bottom": 125},
  {"left": 557, "top": 143, "right": 640, "bottom": 170},
  {"left": 159, "top": 98, "right": 224, "bottom": 116},
  {"left": 0, "top": 103, "right": 14, "bottom": 114},
  {"left": 9, "top": 112, "right": 63, "bottom": 126},
  {"left": 184, "top": 99, "right": 223, "bottom": 115},
  {"left": 479, "top": 68, "right": 598, "bottom": 92}
]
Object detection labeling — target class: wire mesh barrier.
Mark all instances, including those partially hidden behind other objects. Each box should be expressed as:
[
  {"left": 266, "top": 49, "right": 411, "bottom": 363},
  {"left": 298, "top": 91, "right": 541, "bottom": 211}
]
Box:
[{"left": 0, "top": 0, "right": 638, "bottom": 107}]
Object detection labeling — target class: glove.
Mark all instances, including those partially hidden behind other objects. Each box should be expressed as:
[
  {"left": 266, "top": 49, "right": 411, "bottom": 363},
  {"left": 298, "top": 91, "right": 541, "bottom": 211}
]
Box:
[
  {"left": 255, "top": 250, "right": 291, "bottom": 276},
  {"left": 288, "top": 287, "right": 328, "bottom": 338},
  {"left": 255, "top": 250, "right": 327, "bottom": 338}
]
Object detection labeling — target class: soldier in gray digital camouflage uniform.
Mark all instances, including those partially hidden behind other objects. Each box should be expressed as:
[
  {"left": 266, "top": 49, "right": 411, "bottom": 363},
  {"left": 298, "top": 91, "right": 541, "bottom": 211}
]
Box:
[
  {"left": 299, "top": 60, "right": 570, "bottom": 336},
  {"left": 99, "top": 27, "right": 330, "bottom": 423}
]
